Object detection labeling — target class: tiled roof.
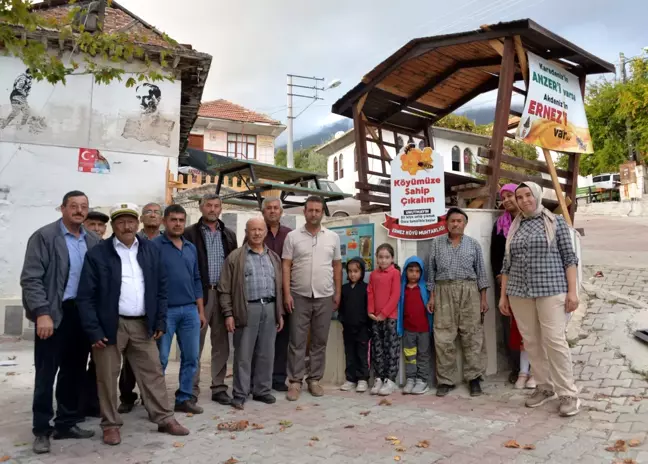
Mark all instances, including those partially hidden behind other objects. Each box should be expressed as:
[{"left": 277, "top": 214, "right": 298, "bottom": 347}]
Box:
[
  {"left": 31, "top": 1, "right": 181, "bottom": 49},
  {"left": 198, "top": 100, "right": 281, "bottom": 125}
]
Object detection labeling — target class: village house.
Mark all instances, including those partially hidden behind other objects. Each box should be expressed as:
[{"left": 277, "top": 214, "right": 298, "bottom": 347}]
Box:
[
  {"left": 186, "top": 100, "right": 286, "bottom": 165},
  {"left": 0, "top": 0, "right": 211, "bottom": 337}
]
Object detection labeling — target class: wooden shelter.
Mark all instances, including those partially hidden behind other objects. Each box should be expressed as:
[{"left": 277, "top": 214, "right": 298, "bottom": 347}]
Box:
[{"left": 331, "top": 19, "right": 615, "bottom": 222}]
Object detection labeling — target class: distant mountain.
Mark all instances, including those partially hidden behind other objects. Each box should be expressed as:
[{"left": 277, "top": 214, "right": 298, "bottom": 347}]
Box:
[
  {"left": 277, "top": 119, "right": 353, "bottom": 152},
  {"left": 456, "top": 102, "right": 524, "bottom": 125}
]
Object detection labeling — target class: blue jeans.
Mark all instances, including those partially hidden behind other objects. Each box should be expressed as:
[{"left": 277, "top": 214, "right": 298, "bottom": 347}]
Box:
[{"left": 157, "top": 304, "right": 201, "bottom": 404}]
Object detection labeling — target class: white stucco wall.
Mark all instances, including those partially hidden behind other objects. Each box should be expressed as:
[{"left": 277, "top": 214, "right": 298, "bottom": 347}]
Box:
[
  {"left": 0, "top": 54, "right": 180, "bottom": 303},
  {"left": 194, "top": 129, "right": 276, "bottom": 165}
]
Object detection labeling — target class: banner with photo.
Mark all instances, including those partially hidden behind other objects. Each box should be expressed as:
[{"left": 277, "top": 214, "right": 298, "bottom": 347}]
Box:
[{"left": 516, "top": 52, "right": 593, "bottom": 154}]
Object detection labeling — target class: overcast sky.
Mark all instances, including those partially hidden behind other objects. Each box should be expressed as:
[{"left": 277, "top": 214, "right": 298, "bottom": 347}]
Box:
[{"left": 123, "top": 0, "right": 646, "bottom": 141}]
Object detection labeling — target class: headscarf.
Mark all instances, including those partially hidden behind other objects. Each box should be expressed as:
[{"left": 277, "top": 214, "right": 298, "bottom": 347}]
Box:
[
  {"left": 505, "top": 182, "right": 557, "bottom": 256},
  {"left": 495, "top": 183, "right": 518, "bottom": 238}
]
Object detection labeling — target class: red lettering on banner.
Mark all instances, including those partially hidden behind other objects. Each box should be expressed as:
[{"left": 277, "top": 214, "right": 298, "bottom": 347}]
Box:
[
  {"left": 382, "top": 214, "right": 447, "bottom": 240},
  {"left": 528, "top": 100, "right": 537, "bottom": 115}
]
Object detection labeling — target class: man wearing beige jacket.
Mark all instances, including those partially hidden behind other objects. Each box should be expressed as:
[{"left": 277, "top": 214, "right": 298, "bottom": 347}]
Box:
[{"left": 218, "top": 217, "right": 284, "bottom": 410}]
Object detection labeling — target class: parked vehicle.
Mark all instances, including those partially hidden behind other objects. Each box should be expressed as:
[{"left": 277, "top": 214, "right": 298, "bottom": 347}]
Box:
[
  {"left": 592, "top": 173, "right": 620, "bottom": 190},
  {"left": 283, "top": 179, "right": 363, "bottom": 217}
]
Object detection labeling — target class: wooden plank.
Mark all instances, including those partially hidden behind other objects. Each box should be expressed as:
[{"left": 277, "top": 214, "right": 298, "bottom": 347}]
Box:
[
  {"left": 457, "top": 186, "right": 490, "bottom": 199},
  {"left": 542, "top": 148, "right": 572, "bottom": 226},
  {"left": 355, "top": 192, "right": 390, "bottom": 205},
  {"left": 478, "top": 146, "right": 570, "bottom": 178},
  {"left": 476, "top": 164, "right": 565, "bottom": 191},
  {"left": 355, "top": 182, "right": 391, "bottom": 194},
  {"left": 353, "top": 102, "right": 370, "bottom": 212},
  {"left": 512, "top": 86, "right": 527, "bottom": 96},
  {"left": 367, "top": 170, "right": 391, "bottom": 178},
  {"left": 363, "top": 114, "right": 393, "bottom": 161},
  {"left": 514, "top": 36, "right": 529, "bottom": 87},
  {"left": 488, "top": 39, "right": 504, "bottom": 56},
  {"left": 487, "top": 36, "right": 516, "bottom": 207}
]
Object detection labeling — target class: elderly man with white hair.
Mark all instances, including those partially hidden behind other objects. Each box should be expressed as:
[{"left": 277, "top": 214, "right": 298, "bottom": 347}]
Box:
[{"left": 218, "top": 217, "right": 284, "bottom": 410}]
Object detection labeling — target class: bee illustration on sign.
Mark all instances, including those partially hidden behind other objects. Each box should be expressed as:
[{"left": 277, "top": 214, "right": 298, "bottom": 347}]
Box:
[
  {"left": 122, "top": 83, "right": 175, "bottom": 147},
  {"left": 401, "top": 144, "right": 434, "bottom": 175}
]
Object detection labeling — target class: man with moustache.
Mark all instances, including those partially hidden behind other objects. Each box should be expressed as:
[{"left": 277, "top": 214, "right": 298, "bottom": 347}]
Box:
[
  {"left": 21, "top": 190, "right": 100, "bottom": 454},
  {"left": 84, "top": 211, "right": 109, "bottom": 239},
  {"left": 153, "top": 204, "right": 207, "bottom": 414},
  {"left": 426, "top": 207, "right": 489, "bottom": 398},
  {"left": 184, "top": 194, "right": 238, "bottom": 405},
  {"left": 220, "top": 217, "right": 284, "bottom": 410},
  {"left": 77, "top": 203, "right": 189, "bottom": 445},
  {"left": 138, "top": 202, "right": 163, "bottom": 240}
]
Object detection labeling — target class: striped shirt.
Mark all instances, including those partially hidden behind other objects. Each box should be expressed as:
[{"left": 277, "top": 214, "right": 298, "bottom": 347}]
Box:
[
  {"left": 502, "top": 215, "right": 578, "bottom": 298},
  {"left": 426, "top": 234, "right": 489, "bottom": 292}
]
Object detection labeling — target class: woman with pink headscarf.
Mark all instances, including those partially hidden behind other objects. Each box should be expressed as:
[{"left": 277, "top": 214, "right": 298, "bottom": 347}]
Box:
[{"left": 490, "top": 184, "right": 522, "bottom": 384}]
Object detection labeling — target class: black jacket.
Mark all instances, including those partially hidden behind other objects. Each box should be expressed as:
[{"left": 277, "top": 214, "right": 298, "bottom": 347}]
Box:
[
  {"left": 184, "top": 217, "right": 237, "bottom": 304},
  {"left": 77, "top": 236, "right": 168, "bottom": 345},
  {"left": 490, "top": 221, "right": 507, "bottom": 278},
  {"left": 338, "top": 258, "right": 370, "bottom": 327}
]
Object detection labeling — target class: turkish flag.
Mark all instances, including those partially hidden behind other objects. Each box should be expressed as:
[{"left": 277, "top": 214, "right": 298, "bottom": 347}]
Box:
[{"left": 78, "top": 148, "right": 98, "bottom": 173}]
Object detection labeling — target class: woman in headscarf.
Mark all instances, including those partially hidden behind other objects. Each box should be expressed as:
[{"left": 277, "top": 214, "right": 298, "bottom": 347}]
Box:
[
  {"left": 499, "top": 182, "right": 580, "bottom": 417},
  {"left": 490, "top": 184, "right": 520, "bottom": 385}
]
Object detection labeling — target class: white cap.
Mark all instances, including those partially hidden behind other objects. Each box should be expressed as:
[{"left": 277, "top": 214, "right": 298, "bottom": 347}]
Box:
[{"left": 109, "top": 202, "right": 139, "bottom": 220}]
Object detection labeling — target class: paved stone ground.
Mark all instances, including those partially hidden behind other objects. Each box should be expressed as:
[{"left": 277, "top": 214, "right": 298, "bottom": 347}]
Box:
[
  {"left": 2, "top": 293, "right": 648, "bottom": 463},
  {"left": 584, "top": 265, "right": 648, "bottom": 305}
]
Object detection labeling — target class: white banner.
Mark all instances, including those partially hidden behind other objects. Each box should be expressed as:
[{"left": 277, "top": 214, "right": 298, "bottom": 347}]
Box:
[{"left": 516, "top": 52, "right": 593, "bottom": 154}]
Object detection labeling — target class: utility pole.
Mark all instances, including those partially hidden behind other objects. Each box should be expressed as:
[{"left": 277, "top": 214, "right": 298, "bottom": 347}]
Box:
[
  {"left": 285, "top": 74, "right": 340, "bottom": 168},
  {"left": 620, "top": 52, "right": 635, "bottom": 161},
  {"left": 287, "top": 75, "right": 294, "bottom": 168}
]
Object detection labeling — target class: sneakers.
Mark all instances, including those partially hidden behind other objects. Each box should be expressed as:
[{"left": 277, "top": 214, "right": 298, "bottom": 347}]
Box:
[
  {"left": 33, "top": 436, "right": 51, "bottom": 454},
  {"left": 286, "top": 382, "right": 301, "bottom": 401},
  {"left": 370, "top": 378, "right": 383, "bottom": 395},
  {"left": 525, "top": 388, "right": 558, "bottom": 408},
  {"left": 558, "top": 396, "right": 581, "bottom": 417},
  {"left": 515, "top": 373, "right": 529, "bottom": 390},
  {"left": 378, "top": 379, "right": 396, "bottom": 396},
  {"left": 307, "top": 380, "right": 324, "bottom": 397},
  {"left": 174, "top": 400, "right": 204, "bottom": 414},
  {"left": 340, "top": 381, "right": 356, "bottom": 392},
  {"left": 526, "top": 375, "right": 537, "bottom": 390},
  {"left": 411, "top": 379, "right": 429, "bottom": 395},
  {"left": 403, "top": 378, "right": 415, "bottom": 395},
  {"left": 356, "top": 380, "right": 369, "bottom": 393},
  {"left": 469, "top": 378, "right": 483, "bottom": 397}
]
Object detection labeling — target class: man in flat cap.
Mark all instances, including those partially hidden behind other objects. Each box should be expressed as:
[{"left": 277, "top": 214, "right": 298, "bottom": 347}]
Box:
[
  {"left": 84, "top": 211, "right": 109, "bottom": 239},
  {"left": 77, "top": 203, "right": 189, "bottom": 446}
]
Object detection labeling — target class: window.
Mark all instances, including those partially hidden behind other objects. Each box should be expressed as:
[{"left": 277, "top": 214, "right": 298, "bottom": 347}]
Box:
[
  {"left": 333, "top": 157, "right": 339, "bottom": 181},
  {"left": 451, "top": 145, "right": 461, "bottom": 171},
  {"left": 396, "top": 136, "right": 404, "bottom": 154},
  {"left": 418, "top": 140, "right": 425, "bottom": 150},
  {"left": 463, "top": 148, "right": 474, "bottom": 174},
  {"left": 227, "top": 133, "right": 257, "bottom": 159},
  {"left": 339, "top": 154, "right": 344, "bottom": 179}
]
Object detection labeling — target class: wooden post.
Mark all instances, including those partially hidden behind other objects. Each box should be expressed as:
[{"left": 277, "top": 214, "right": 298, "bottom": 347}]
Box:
[
  {"left": 487, "top": 37, "right": 516, "bottom": 208},
  {"left": 542, "top": 148, "right": 572, "bottom": 227},
  {"left": 565, "top": 75, "right": 587, "bottom": 222},
  {"left": 352, "top": 100, "right": 370, "bottom": 212}
]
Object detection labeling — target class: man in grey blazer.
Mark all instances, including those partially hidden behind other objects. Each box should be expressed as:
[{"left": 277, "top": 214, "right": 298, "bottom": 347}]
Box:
[{"left": 20, "top": 190, "right": 100, "bottom": 454}]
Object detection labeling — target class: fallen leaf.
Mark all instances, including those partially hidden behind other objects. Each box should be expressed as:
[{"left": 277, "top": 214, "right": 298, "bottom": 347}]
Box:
[
  {"left": 310, "top": 436, "right": 320, "bottom": 441},
  {"left": 173, "top": 442, "right": 184, "bottom": 448},
  {"left": 523, "top": 444, "right": 536, "bottom": 450},
  {"left": 186, "top": 413, "right": 194, "bottom": 417},
  {"left": 359, "top": 411, "right": 371, "bottom": 416},
  {"left": 624, "top": 459, "right": 638, "bottom": 464},
  {"left": 251, "top": 423, "right": 264, "bottom": 430},
  {"left": 379, "top": 398, "right": 392, "bottom": 406},
  {"left": 394, "top": 446, "right": 406, "bottom": 452},
  {"left": 385, "top": 436, "right": 399, "bottom": 441},
  {"left": 416, "top": 440, "right": 430, "bottom": 448},
  {"left": 279, "top": 420, "right": 293, "bottom": 427},
  {"left": 629, "top": 438, "right": 641, "bottom": 447},
  {"left": 5, "top": 372, "right": 16, "bottom": 376},
  {"left": 13, "top": 442, "right": 28, "bottom": 447},
  {"left": 504, "top": 440, "right": 521, "bottom": 449},
  {"left": 394, "top": 456, "right": 401, "bottom": 461},
  {"left": 0, "top": 457, "right": 9, "bottom": 463},
  {"left": 224, "top": 458, "right": 239, "bottom": 464},
  {"left": 217, "top": 420, "right": 249, "bottom": 432},
  {"left": 344, "top": 425, "right": 355, "bottom": 429},
  {"left": 606, "top": 440, "right": 628, "bottom": 453},
  {"left": 391, "top": 439, "right": 401, "bottom": 445}
]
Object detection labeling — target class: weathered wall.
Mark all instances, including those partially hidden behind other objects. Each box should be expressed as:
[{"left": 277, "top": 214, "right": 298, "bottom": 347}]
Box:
[{"left": 0, "top": 54, "right": 181, "bottom": 311}]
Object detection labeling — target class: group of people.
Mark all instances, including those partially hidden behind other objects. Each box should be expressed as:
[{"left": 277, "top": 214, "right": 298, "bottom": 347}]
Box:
[{"left": 20, "top": 180, "right": 581, "bottom": 456}]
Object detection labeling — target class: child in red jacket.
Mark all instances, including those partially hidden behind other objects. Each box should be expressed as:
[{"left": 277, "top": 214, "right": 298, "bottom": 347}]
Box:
[{"left": 368, "top": 243, "right": 401, "bottom": 396}]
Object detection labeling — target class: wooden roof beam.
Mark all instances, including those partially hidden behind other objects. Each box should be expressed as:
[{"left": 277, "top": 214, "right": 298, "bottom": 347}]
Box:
[{"left": 377, "top": 57, "right": 503, "bottom": 124}]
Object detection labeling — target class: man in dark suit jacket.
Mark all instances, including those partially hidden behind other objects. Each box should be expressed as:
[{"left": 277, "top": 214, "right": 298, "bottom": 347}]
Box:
[
  {"left": 20, "top": 190, "right": 100, "bottom": 454},
  {"left": 77, "top": 202, "right": 188, "bottom": 446},
  {"left": 183, "top": 193, "right": 237, "bottom": 405}
]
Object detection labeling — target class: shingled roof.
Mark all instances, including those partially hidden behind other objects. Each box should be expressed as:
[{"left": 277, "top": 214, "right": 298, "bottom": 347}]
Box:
[
  {"left": 198, "top": 100, "right": 281, "bottom": 125},
  {"left": 19, "top": 0, "right": 212, "bottom": 153}
]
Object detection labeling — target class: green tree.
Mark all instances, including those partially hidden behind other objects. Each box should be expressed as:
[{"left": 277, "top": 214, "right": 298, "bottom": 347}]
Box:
[
  {"left": 434, "top": 114, "right": 477, "bottom": 132},
  {"left": 1, "top": 0, "right": 173, "bottom": 85},
  {"left": 274, "top": 147, "right": 327, "bottom": 173}
]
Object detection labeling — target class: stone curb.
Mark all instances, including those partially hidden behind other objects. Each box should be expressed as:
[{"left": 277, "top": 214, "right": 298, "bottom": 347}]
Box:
[{"left": 582, "top": 281, "right": 648, "bottom": 310}]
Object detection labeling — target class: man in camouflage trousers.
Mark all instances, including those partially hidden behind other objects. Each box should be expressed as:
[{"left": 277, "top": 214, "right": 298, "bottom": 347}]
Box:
[{"left": 426, "top": 207, "right": 489, "bottom": 397}]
